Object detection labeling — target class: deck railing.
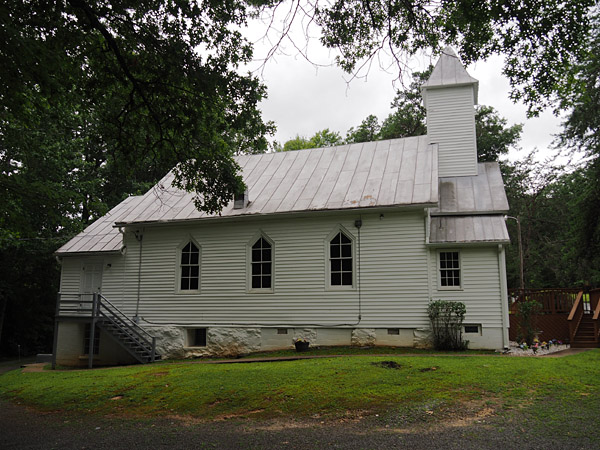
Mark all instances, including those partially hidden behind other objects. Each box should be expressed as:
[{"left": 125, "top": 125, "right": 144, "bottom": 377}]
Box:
[
  {"left": 567, "top": 291, "right": 585, "bottom": 344},
  {"left": 509, "top": 288, "right": 582, "bottom": 314}
]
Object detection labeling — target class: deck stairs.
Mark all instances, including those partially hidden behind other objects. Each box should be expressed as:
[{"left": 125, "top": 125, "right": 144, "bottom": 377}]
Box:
[
  {"left": 571, "top": 314, "right": 599, "bottom": 348},
  {"left": 568, "top": 291, "right": 600, "bottom": 348}
]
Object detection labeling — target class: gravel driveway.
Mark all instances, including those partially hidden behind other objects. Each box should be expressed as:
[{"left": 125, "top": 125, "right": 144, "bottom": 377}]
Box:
[{"left": 1, "top": 397, "right": 596, "bottom": 450}]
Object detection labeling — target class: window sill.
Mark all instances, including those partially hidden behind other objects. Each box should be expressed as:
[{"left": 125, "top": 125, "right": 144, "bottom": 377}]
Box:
[
  {"left": 325, "top": 285, "right": 356, "bottom": 292},
  {"left": 175, "top": 289, "right": 201, "bottom": 295},
  {"left": 248, "top": 288, "right": 274, "bottom": 294}
]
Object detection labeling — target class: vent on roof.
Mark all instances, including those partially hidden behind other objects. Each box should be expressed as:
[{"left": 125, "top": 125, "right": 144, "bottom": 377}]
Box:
[{"left": 234, "top": 190, "right": 249, "bottom": 209}]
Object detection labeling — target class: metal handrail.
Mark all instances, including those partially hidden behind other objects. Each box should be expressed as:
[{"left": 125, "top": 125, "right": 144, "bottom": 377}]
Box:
[
  {"left": 97, "top": 294, "right": 154, "bottom": 341},
  {"left": 97, "top": 309, "right": 150, "bottom": 352}
]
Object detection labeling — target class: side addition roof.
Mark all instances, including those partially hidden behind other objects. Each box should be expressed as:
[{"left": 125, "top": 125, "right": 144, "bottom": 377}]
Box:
[
  {"left": 429, "top": 216, "right": 509, "bottom": 244},
  {"left": 428, "top": 162, "right": 510, "bottom": 245},
  {"left": 55, "top": 195, "right": 144, "bottom": 255},
  {"left": 116, "top": 136, "right": 439, "bottom": 226},
  {"left": 431, "top": 162, "right": 509, "bottom": 215}
]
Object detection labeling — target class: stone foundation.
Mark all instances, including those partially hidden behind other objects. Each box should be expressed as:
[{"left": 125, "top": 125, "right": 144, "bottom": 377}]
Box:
[
  {"left": 351, "top": 328, "right": 377, "bottom": 347},
  {"left": 55, "top": 323, "right": 505, "bottom": 366}
]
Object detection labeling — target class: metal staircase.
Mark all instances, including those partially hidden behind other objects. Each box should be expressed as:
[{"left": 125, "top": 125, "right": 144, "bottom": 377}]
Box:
[
  {"left": 55, "top": 292, "right": 160, "bottom": 368},
  {"left": 94, "top": 294, "right": 160, "bottom": 364}
]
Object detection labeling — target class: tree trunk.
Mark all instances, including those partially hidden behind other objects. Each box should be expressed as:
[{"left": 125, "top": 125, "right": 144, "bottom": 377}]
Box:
[{"left": 0, "top": 294, "right": 7, "bottom": 349}]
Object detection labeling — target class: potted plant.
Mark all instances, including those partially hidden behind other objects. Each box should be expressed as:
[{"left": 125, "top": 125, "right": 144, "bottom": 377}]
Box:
[{"left": 294, "top": 338, "right": 310, "bottom": 352}]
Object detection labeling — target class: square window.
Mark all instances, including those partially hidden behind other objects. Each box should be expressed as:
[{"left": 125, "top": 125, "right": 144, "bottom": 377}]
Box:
[
  {"left": 464, "top": 325, "right": 480, "bottom": 334},
  {"left": 387, "top": 328, "right": 400, "bottom": 335},
  {"left": 277, "top": 328, "right": 288, "bottom": 335},
  {"left": 189, "top": 328, "right": 207, "bottom": 347},
  {"left": 439, "top": 251, "right": 460, "bottom": 289}
]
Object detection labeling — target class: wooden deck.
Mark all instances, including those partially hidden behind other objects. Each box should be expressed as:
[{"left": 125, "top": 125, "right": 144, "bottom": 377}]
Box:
[{"left": 509, "top": 288, "right": 600, "bottom": 347}]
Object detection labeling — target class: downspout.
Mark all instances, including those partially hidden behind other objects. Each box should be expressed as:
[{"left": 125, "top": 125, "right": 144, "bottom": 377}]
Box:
[
  {"left": 498, "top": 244, "right": 510, "bottom": 349},
  {"left": 118, "top": 227, "right": 127, "bottom": 307},
  {"left": 425, "top": 209, "right": 432, "bottom": 302},
  {"left": 354, "top": 218, "right": 363, "bottom": 324},
  {"left": 134, "top": 229, "right": 144, "bottom": 323}
]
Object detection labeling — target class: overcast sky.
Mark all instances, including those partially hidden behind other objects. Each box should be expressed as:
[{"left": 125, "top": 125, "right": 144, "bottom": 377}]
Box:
[{"left": 243, "top": 15, "right": 564, "bottom": 163}]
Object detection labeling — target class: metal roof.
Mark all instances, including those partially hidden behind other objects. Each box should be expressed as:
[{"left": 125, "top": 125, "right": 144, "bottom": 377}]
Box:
[
  {"left": 430, "top": 162, "right": 509, "bottom": 215},
  {"left": 56, "top": 138, "right": 512, "bottom": 254},
  {"left": 55, "top": 196, "right": 143, "bottom": 255},
  {"left": 429, "top": 215, "right": 509, "bottom": 244},
  {"left": 422, "top": 46, "right": 479, "bottom": 103},
  {"left": 115, "top": 136, "right": 439, "bottom": 226}
]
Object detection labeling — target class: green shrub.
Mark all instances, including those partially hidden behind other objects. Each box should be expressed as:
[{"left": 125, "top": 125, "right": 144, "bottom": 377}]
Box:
[
  {"left": 427, "top": 300, "right": 469, "bottom": 351},
  {"left": 515, "top": 300, "right": 542, "bottom": 345}
]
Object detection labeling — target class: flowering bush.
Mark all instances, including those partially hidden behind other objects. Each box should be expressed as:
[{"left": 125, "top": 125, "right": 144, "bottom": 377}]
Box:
[{"left": 519, "top": 338, "right": 563, "bottom": 353}]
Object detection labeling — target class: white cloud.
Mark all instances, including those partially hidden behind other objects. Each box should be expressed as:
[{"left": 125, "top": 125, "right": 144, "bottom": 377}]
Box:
[{"left": 244, "top": 16, "right": 563, "bottom": 161}]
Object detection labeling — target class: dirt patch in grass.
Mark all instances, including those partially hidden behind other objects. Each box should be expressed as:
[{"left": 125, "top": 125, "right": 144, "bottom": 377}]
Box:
[{"left": 372, "top": 361, "right": 403, "bottom": 369}]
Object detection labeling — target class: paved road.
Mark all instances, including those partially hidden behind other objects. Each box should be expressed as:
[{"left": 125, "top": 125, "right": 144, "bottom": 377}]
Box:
[{"left": 0, "top": 398, "right": 596, "bottom": 450}]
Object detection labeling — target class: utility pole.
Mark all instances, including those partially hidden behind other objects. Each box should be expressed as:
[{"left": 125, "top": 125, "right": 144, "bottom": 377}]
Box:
[{"left": 505, "top": 216, "right": 524, "bottom": 293}]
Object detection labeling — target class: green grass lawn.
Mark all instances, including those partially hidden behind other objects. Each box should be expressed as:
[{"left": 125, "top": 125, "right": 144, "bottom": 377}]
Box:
[{"left": 1, "top": 350, "right": 599, "bottom": 437}]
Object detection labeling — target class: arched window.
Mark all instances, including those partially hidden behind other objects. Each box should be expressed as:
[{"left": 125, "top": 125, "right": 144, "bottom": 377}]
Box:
[
  {"left": 330, "top": 231, "right": 353, "bottom": 286},
  {"left": 180, "top": 242, "right": 200, "bottom": 290},
  {"left": 251, "top": 237, "right": 272, "bottom": 289}
]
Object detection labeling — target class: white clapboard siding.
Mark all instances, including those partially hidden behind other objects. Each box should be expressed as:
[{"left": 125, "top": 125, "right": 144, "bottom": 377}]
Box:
[
  {"left": 426, "top": 85, "right": 478, "bottom": 177},
  {"left": 429, "top": 247, "right": 503, "bottom": 327},
  {"left": 97, "top": 210, "right": 432, "bottom": 328},
  {"left": 59, "top": 257, "right": 82, "bottom": 295}
]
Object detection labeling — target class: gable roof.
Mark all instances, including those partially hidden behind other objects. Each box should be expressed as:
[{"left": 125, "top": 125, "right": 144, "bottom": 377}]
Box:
[
  {"left": 422, "top": 46, "right": 479, "bottom": 103},
  {"left": 115, "top": 136, "right": 439, "bottom": 226},
  {"left": 56, "top": 195, "right": 144, "bottom": 255}
]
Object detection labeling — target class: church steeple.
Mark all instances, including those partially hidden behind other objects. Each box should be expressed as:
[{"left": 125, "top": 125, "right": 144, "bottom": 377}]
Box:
[{"left": 422, "top": 47, "right": 479, "bottom": 177}]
